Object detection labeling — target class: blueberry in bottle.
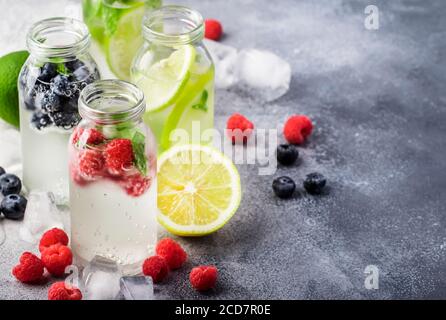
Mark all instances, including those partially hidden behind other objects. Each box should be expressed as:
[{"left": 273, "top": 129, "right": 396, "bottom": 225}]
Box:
[
  {"left": 276, "top": 144, "right": 299, "bottom": 165},
  {"left": 303, "top": 172, "right": 327, "bottom": 194},
  {"left": 41, "top": 91, "right": 62, "bottom": 113},
  {"left": 37, "top": 63, "right": 57, "bottom": 83},
  {"left": 272, "top": 176, "right": 296, "bottom": 199},
  {"left": 31, "top": 112, "right": 52, "bottom": 130},
  {"left": 0, "top": 173, "right": 22, "bottom": 196},
  {"left": 0, "top": 194, "right": 27, "bottom": 220},
  {"left": 51, "top": 74, "right": 72, "bottom": 96}
]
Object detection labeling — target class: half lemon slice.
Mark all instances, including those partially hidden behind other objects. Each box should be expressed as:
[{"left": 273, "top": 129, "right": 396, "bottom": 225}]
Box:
[{"left": 157, "top": 144, "right": 241, "bottom": 236}]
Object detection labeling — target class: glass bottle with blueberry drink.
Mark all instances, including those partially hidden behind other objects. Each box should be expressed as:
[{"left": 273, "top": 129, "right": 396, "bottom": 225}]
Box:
[
  {"left": 69, "top": 80, "right": 157, "bottom": 274},
  {"left": 18, "top": 18, "right": 100, "bottom": 204}
]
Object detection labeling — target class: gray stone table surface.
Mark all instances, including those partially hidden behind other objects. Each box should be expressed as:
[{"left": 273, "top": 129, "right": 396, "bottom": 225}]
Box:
[{"left": 0, "top": 0, "right": 445, "bottom": 299}]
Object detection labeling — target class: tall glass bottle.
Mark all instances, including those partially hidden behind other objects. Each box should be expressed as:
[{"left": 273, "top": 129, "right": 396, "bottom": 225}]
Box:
[
  {"left": 18, "top": 17, "right": 100, "bottom": 204},
  {"left": 69, "top": 80, "right": 157, "bottom": 274},
  {"left": 131, "top": 5, "right": 215, "bottom": 152}
]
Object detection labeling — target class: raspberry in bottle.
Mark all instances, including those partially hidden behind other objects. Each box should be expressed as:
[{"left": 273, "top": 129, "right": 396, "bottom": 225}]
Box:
[
  {"left": 18, "top": 17, "right": 100, "bottom": 204},
  {"left": 69, "top": 80, "right": 157, "bottom": 274}
]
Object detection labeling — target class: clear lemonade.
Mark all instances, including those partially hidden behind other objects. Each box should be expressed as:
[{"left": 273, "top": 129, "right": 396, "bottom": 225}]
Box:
[
  {"left": 69, "top": 80, "right": 157, "bottom": 274},
  {"left": 131, "top": 5, "right": 215, "bottom": 152},
  {"left": 18, "top": 18, "right": 99, "bottom": 204},
  {"left": 82, "top": 0, "right": 162, "bottom": 80}
]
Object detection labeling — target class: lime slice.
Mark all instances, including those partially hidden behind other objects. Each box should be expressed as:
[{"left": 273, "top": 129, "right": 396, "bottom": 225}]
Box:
[
  {"left": 160, "top": 69, "right": 213, "bottom": 151},
  {"left": 157, "top": 144, "right": 241, "bottom": 236},
  {"left": 135, "top": 45, "right": 196, "bottom": 112},
  {"left": 106, "top": 5, "right": 145, "bottom": 80}
]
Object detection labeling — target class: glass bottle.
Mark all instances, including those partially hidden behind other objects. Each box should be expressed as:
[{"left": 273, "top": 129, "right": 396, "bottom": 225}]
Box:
[
  {"left": 18, "top": 17, "right": 100, "bottom": 204},
  {"left": 82, "top": 0, "right": 162, "bottom": 80},
  {"left": 131, "top": 5, "right": 215, "bottom": 152},
  {"left": 69, "top": 79, "right": 157, "bottom": 274}
]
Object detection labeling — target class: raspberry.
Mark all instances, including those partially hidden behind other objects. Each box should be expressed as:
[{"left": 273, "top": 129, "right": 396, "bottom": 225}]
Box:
[
  {"left": 72, "top": 128, "right": 105, "bottom": 145},
  {"left": 104, "top": 139, "right": 134, "bottom": 175},
  {"left": 120, "top": 174, "right": 151, "bottom": 197},
  {"left": 283, "top": 115, "right": 313, "bottom": 145},
  {"left": 204, "top": 19, "right": 223, "bottom": 41},
  {"left": 12, "top": 252, "right": 44, "bottom": 283},
  {"left": 226, "top": 113, "right": 254, "bottom": 144},
  {"left": 189, "top": 265, "right": 218, "bottom": 291},
  {"left": 155, "top": 238, "right": 187, "bottom": 270},
  {"left": 39, "top": 228, "right": 69, "bottom": 253},
  {"left": 48, "top": 282, "right": 82, "bottom": 300},
  {"left": 78, "top": 149, "right": 104, "bottom": 180},
  {"left": 70, "top": 164, "right": 89, "bottom": 186},
  {"left": 41, "top": 244, "right": 73, "bottom": 277},
  {"left": 142, "top": 255, "right": 169, "bottom": 283}
]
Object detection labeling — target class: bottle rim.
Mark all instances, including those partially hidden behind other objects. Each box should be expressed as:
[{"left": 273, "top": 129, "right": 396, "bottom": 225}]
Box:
[
  {"left": 79, "top": 80, "right": 146, "bottom": 124},
  {"left": 143, "top": 5, "right": 204, "bottom": 46},
  {"left": 27, "top": 17, "right": 90, "bottom": 59}
]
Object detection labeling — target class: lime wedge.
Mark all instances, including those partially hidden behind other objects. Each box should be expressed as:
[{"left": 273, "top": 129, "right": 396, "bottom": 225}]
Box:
[
  {"left": 157, "top": 144, "right": 241, "bottom": 236},
  {"left": 134, "top": 45, "right": 196, "bottom": 112},
  {"left": 106, "top": 5, "right": 145, "bottom": 80}
]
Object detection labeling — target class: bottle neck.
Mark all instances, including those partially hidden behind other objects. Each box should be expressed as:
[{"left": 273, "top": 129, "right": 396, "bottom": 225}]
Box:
[
  {"left": 142, "top": 5, "right": 204, "bottom": 46},
  {"left": 79, "top": 80, "right": 146, "bottom": 125},
  {"left": 27, "top": 17, "right": 90, "bottom": 61}
]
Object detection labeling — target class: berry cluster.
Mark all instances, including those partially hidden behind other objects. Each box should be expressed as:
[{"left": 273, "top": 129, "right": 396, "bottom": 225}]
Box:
[
  {"left": 19, "top": 59, "right": 99, "bottom": 130},
  {"left": 142, "top": 238, "right": 218, "bottom": 292},
  {"left": 70, "top": 128, "right": 151, "bottom": 197},
  {"left": 225, "top": 113, "right": 327, "bottom": 198},
  {"left": 0, "top": 166, "right": 27, "bottom": 220},
  {"left": 12, "top": 228, "right": 81, "bottom": 300}
]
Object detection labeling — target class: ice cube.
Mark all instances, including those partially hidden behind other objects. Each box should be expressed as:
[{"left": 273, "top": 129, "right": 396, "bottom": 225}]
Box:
[
  {"left": 19, "top": 191, "right": 64, "bottom": 244},
  {"left": 82, "top": 255, "right": 122, "bottom": 300},
  {"left": 119, "top": 276, "right": 154, "bottom": 300},
  {"left": 235, "top": 49, "right": 291, "bottom": 102},
  {"left": 204, "top": 39, "right": 238, "bottom": 89}
]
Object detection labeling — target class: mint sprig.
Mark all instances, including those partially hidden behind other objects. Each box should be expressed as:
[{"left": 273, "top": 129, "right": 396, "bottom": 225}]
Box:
[
  {"left": 131, "top": 131, "right": 147, "bottom": 176},
  {"left": 192, "top": 90, "right": 209, "bottom": 112}
]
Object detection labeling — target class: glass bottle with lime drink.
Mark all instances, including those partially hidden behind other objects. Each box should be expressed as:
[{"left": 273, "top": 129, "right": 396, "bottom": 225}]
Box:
[
  {"left": 82, "top": 0, "right": 161, "bottom": 80},
  {"left": 131, "top": 5, "right": 215, "bottom": 152}
]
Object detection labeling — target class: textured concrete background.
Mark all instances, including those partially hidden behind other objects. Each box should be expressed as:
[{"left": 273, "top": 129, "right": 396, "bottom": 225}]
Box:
[{"left": 1, "top": 0, "right": 446, "bottom": 299}]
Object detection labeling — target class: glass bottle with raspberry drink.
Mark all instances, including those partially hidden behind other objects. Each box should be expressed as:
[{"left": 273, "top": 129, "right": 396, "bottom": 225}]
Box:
[
  {"left": 18, "top": 17, "right": 100, "bottom": 204},
  {"left": 69, "top": 80, "right": 157, "bottom": 274}
]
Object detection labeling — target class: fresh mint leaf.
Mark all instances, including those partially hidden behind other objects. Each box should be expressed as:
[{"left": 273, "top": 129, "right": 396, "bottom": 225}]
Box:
[
  {"left": 131, "top": 131, "right": 147, "bottom": 176},
  {"left": 192, "top": 90, "right": 209, "bottom": 112},
  {"left": 56, "top": 63, "right": 69, "bottom": 76}
]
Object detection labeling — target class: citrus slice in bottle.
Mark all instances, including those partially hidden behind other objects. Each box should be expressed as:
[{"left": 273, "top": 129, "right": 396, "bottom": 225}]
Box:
[
  {"left": 106, "top": 5, "right": 146, "bottom": 80},
  {"left": 157, "top": 144, "right": 241, "bottom": 236},
  {"left": 135, "top": 45, "right": 196, "bottom": 112}
]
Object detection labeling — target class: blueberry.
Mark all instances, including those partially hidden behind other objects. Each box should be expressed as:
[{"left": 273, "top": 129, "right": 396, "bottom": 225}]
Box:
[
  {"left": 50, "top": 111, "right": 80, "bottom": 129},
  {"left": 303, "top": 172, "right": 327, "bottom": 195},
  {"left": 0, "top": 173, "right": 22, "bottom": 196},
  {"left": 51, "top": 75, "right": 71, "bottom": 96},
  {"left": 0, "top": 167, "right": 5, "bottom": 176},
  {"left": 24, "top": 94, "right": 36, "bottom": 111},
  {"left": 31, "top": 112, "right": 52, "bottom": 130},
  {"left": 0, "top": 194, "right": 27, "bottom": 220},
  {"left": 41, "top": 91, "right": 61, "bottom": 113},
  {"left": 272, "top": 176, "right": 296, "bottom": 199},
  {"left": 65, "top": 59, "right": 85, "bottom": 73},
  {"left": 37, "top": 63, "right": 57, "bottom": 83},
  {"left": 276, "top": 144, "right": 299, "bottom": 166}
]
